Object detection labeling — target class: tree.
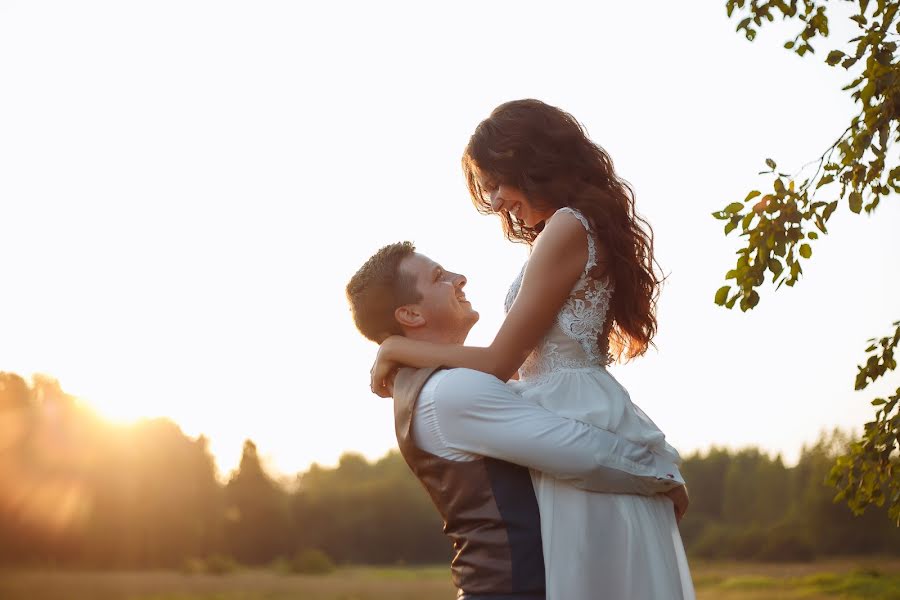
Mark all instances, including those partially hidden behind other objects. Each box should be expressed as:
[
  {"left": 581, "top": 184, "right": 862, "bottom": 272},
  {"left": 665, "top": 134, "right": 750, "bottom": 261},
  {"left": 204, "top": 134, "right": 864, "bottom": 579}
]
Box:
[
  {"left": 85, "top": 419, "right": 223, "bottom": 567},
  {"left": 714, "top": 0, "right": 900, "bottom": 523},
  {"left": 223, "top": 440, "right": 292, "bottom": 564},
  {"left": 291, "top": 452, "right": 446, "bottom": 564}
]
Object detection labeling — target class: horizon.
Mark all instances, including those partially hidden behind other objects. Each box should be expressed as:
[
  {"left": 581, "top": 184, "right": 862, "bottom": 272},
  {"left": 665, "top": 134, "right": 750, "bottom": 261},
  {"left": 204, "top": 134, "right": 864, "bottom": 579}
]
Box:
[{"left": 4, "top": 368, "right": 861, "bottom": 478}]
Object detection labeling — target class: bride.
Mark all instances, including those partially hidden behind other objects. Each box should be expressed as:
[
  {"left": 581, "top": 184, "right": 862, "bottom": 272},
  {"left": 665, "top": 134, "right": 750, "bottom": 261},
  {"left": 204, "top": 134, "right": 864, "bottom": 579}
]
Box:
[{"left": 371, "top": 99, "right": 695, "bottom": 599}]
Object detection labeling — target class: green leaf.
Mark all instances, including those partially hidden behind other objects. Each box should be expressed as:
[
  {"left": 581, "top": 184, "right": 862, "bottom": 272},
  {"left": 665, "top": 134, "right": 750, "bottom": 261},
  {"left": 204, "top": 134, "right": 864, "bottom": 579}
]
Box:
[
  {"left": 765, "top": 158, "right": 777, "bottom": 170},
  {"left": 816, "top": 174, "right": 834, "bottom": 189},
  {"left": 808, "top": 231, "right": 818, "bottom": 240},
  {"left": 741, "top": 214, "right": 754, "bottom": 232},
  {"left": 825, "top": 50, "right": 845, "bottom": 66},
  {"left": 745, "top": 190, "right": 761, "bottom": 202},
  {"left": 799, "top": 244, "right": 812, "bottom": 259},
  {"left": 842, "top": 76, "right": 864, "bottom": 91},
  {"left": 724, "top": 202, "right": 744, "bottom": 214},
  {"left": 784, "top": 41, "right": 795, "bottom": 49},
  {"left": 740, "top": 290, "right": 760, "bottom": 311},
  {"left": 871, "top": 398, "right": 886, "bottom": 406},
  {"left": 725, "top": 293, "right": 739, "bottom": 309},
  {"left": 768, "top": 259, "right": 783, "bottom": 276},
  {"left": 715, "top": 285, "right": 730, "bottom": 306},
  {"left": 849, "top": 191, "right": 863, "bottom": 214}
]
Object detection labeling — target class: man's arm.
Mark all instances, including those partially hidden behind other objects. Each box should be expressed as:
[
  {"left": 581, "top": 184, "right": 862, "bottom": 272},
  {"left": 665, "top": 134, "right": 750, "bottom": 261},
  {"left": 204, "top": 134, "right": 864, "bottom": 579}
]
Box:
[{"left": 432, "top": 369, "right": 683, "bottom": 496}]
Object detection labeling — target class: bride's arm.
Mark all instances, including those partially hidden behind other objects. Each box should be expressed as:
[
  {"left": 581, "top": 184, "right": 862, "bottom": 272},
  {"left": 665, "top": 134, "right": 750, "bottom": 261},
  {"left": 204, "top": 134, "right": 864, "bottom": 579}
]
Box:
[{"left": 371, "top": 211, "right": 590, "bottom": 395}]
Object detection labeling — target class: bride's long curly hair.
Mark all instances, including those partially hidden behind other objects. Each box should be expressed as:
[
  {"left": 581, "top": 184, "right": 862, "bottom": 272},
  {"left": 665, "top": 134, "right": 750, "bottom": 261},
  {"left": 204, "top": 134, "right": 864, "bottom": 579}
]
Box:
[{"left": 462, "top": 99, "right": 662, "bottom": 361}]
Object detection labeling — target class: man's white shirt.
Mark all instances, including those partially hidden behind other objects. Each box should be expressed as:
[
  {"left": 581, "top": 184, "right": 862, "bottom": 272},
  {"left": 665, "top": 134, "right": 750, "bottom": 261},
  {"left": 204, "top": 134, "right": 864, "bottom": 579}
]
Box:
[{"left": 411, "top": 368, "right": 683, "bottom": 495}]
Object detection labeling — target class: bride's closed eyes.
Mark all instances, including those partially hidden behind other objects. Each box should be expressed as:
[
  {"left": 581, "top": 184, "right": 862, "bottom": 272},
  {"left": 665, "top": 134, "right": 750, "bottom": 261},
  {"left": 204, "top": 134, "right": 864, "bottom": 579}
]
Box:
[{"left": 478, "top": 176, "right": 499, "bottom": 195}]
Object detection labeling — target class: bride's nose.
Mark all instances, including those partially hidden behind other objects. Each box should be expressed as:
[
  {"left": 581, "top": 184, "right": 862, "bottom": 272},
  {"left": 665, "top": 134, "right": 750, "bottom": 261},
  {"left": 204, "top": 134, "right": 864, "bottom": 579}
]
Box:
[{"left": 489, "top": 189, "right": 504, "bottom": 213}]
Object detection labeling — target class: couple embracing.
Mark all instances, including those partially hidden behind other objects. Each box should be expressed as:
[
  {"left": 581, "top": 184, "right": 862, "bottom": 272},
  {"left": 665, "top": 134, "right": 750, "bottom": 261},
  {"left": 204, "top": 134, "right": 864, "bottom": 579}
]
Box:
[{"left": 347, "top": 99, "right": 696, "bottom": 599}]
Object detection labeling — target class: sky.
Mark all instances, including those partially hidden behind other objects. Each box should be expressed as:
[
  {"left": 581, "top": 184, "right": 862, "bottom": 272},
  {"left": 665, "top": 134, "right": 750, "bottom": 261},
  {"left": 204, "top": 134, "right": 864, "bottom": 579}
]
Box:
[{"left": 1, "top": 1, "right": 897, "bottom": 477}]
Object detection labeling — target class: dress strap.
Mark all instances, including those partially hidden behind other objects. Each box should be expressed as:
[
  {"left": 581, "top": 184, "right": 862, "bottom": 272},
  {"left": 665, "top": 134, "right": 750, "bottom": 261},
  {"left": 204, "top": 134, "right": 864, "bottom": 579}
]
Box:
[{"left": 555, "top": 207, "right": 596, "bottom": 272}]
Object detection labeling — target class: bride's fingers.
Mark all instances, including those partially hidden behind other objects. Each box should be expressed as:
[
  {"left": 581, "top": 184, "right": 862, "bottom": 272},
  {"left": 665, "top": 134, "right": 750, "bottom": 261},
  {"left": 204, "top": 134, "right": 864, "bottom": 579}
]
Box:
[{"left": 370, "top": 375, "right": 390, "bottom": 397}]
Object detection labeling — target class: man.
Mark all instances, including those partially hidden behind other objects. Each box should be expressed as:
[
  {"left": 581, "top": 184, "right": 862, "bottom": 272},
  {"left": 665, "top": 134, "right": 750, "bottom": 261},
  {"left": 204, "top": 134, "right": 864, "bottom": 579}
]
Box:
[{"left": 346, "top": 241, "right": 687, "bottom": 600}]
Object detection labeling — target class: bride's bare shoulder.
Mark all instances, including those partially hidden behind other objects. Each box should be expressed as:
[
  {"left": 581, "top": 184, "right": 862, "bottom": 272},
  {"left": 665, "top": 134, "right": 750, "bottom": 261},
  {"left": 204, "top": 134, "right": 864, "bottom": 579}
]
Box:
[{"left": 532, "top": 209, "right": 590, "bottom": 262}]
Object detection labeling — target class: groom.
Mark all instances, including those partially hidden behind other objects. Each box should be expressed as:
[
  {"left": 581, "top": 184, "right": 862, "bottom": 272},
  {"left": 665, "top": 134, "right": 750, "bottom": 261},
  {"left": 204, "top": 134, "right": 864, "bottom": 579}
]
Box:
[{"left": 346, "top": 242, "right": 687, "bottom": 600}]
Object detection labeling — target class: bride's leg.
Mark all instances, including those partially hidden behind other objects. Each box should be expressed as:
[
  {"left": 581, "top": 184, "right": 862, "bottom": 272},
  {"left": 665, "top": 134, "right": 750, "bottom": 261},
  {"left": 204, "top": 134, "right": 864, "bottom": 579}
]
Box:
[{"left": 534, "top": 477, "right": 693, "bottom": 600}]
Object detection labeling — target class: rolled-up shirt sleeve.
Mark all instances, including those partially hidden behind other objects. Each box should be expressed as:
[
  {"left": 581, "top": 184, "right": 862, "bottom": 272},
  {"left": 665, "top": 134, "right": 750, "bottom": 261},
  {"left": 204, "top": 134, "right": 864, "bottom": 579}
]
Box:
[{"left": 430, "top": 369, "right": 683, "bottom": 495}]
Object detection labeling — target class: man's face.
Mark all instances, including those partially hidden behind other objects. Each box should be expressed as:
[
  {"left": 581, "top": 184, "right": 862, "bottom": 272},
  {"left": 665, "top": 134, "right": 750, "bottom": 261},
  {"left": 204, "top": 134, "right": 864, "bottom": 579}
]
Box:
[{"left": 398, "top": 253, "right": 479, "bottom": 342}]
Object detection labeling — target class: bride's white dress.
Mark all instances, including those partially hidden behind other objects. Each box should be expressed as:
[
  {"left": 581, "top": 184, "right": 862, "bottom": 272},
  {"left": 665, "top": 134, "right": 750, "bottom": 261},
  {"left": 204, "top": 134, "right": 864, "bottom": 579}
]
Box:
[{"left": 505, "top": 207, "right": 695, "bottom": 600}]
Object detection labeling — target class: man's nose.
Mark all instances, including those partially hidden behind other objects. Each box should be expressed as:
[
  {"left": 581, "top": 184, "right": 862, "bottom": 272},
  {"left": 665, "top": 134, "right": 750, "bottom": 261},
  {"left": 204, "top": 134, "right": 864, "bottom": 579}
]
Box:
[{"left": 452, "top": 272, "right": 467, "bottom": 289}]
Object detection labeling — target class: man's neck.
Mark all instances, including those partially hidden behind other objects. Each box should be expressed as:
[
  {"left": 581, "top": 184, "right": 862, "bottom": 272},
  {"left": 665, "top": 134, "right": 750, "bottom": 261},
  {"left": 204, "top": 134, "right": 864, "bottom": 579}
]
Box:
[{"left": 404, "top": 328, "right": 467, "bottom": 345}]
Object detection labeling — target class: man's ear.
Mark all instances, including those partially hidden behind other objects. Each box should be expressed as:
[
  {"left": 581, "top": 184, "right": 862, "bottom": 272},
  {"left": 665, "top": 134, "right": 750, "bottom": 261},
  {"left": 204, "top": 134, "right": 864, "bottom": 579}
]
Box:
[{"left": 395, "top": 304, "right": 425, "bottom": 329}]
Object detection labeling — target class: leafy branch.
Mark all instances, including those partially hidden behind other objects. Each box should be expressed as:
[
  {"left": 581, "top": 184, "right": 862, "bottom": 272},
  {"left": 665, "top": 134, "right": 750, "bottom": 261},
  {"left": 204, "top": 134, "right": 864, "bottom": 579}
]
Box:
[
  {"left": 715, "top": 0, "right": 899, "bottom": 311},
  {"left": 830, "top": 321, "right": 900, "bottom": 524},
  {"left": 718, "top": 0, "right": 900, "bottom": 523}
]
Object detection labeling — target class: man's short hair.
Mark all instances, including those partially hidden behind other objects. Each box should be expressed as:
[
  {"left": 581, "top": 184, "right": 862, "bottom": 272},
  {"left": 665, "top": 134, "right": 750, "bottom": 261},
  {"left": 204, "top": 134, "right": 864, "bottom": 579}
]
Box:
[{"left": 346, "top": 241, "right": 422, "bottom": 342}]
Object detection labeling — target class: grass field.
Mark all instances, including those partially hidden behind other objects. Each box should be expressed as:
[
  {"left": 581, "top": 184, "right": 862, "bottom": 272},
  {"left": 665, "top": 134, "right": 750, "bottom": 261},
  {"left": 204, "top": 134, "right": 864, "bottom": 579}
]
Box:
[{"left": 1, "top": 558, "right": 898, "bottom": 599}]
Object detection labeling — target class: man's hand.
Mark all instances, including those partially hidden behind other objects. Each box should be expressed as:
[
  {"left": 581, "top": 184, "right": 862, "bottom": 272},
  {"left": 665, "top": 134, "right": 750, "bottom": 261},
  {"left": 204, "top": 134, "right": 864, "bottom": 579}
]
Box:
[{"left": 664, "top": 485, "right": 689, "bottom": 524}]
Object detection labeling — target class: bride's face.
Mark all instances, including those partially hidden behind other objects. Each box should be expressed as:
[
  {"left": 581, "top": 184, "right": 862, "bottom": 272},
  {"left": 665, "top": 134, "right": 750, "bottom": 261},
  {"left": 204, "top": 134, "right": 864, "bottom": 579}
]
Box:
[{"left": 485, "top": 183, "right": 554, "bottom": 229}]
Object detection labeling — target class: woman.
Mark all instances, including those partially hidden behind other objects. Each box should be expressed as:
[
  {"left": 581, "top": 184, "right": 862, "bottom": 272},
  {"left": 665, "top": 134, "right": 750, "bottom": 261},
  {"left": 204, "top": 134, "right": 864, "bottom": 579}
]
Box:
[{"left": 371, "top": 99, "right": 695, "bottom": 599}]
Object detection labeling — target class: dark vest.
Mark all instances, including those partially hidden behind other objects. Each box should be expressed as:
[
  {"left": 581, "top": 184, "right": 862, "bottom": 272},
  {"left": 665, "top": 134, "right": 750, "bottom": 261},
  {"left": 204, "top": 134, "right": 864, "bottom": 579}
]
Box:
[{"left": 393, "top": 367, "right": 545, "bottom": 596}]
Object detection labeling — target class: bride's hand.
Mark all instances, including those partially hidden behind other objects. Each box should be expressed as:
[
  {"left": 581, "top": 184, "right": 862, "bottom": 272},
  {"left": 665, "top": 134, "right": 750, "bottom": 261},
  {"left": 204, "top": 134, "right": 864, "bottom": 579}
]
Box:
[
  {"left": 370, "top": 337, "right": 400, "bottom": 398},
  {"left": 665, "top": 484, "right": 689, "bottom": 523}
]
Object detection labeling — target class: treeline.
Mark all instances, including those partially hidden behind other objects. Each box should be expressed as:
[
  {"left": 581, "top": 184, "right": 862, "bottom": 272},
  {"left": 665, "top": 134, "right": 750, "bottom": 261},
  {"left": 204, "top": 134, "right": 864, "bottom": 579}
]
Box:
[
  {"left": 0, "top": 372, "right": 897, "bottom": 568},
  {"left": 680, "top": 439, "right": 900, "bottom": 560}
]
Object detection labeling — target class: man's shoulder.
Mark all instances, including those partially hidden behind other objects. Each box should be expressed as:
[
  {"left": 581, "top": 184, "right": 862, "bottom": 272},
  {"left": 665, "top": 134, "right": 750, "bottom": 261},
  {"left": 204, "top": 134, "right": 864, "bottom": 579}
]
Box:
[
  {"left": 393, "top": 367, "right": 441, "bottom": 399},
  {"left": 430, "top": 368, "right": 505, "bottom": 388},
  {"left": 398, "top": 367, "right": 502, "bottom": 390}
]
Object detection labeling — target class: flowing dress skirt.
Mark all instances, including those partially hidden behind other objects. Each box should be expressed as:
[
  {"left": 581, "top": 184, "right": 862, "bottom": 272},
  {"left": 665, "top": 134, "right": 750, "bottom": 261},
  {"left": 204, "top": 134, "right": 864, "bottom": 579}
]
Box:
[{"left": 513, "top": 367, "right": 695, "bottom": 600}]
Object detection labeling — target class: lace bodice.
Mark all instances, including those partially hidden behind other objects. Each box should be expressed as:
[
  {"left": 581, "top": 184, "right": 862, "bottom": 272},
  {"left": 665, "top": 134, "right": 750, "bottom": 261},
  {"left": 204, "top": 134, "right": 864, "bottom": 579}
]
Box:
[{"left": 504, "top": 207, "right": 614, "bottom": 382}]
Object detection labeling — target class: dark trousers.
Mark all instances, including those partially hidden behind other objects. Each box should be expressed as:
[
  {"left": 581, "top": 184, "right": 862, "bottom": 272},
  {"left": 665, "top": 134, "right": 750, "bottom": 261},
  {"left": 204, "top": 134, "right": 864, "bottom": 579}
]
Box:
[{"left": 458, "top": 593, "right": 545, "bottom": 600}]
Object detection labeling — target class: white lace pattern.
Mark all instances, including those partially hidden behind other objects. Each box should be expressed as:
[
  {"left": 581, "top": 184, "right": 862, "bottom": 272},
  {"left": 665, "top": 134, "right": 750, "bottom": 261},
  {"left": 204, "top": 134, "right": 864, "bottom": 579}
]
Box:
[{"left": 504, "top": 207, "right": 614, "bottom": 382}]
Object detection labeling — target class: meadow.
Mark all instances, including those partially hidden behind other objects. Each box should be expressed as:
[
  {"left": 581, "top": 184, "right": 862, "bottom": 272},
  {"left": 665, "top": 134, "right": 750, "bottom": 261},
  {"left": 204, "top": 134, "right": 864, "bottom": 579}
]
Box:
[{"left": 2, "top": 559, "right": 899, "bottom": 600}]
